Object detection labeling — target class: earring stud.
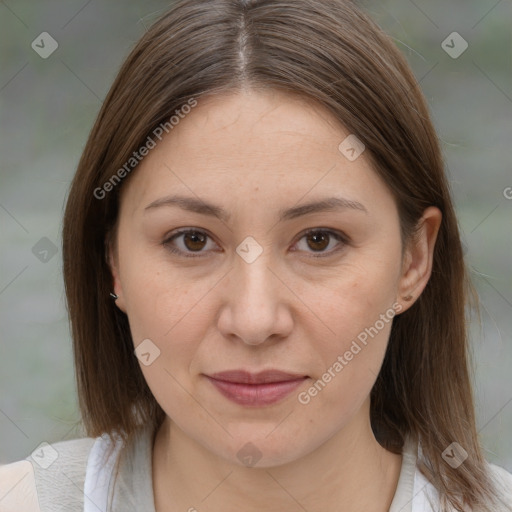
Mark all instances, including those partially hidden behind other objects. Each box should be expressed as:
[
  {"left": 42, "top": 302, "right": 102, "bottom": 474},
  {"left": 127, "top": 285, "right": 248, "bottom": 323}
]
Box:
[
  {"left": 402, "top": 294, "right": 413, "bottom": 301},
  {"left": 110, "top": 292, "right": 119, "bottom": 300}
]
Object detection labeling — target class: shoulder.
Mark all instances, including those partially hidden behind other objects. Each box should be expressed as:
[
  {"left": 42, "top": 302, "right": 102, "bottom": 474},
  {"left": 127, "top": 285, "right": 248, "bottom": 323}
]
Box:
[
  {"left": 487, "top": 462, "right": 512, "bottom": 507},
  {"left": 0, "top": 460, "right": 39, "bottom": 512},
  {"left": 0, "top": 436, "right": 96, "bottom": 512},
  {"left": 412, "top": 461, "right": 512, "bottom": 512},
  {"left": 410, "top": 439, "right": 512, "bottom": 512}
]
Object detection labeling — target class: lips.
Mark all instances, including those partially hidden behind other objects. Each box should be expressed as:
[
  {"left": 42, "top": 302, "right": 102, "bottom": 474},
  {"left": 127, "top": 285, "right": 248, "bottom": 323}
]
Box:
[
  {"left": 205, "top": 370, "right": 308, "bottom": 406},
  {"left": 208, "top": 369, "right": 307, "bottom": 384}
]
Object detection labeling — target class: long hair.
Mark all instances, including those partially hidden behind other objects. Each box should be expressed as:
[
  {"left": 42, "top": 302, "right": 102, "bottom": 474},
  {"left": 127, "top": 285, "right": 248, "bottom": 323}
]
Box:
[{"left": 62, "top": 1, "right": 505, "bottom": 509}]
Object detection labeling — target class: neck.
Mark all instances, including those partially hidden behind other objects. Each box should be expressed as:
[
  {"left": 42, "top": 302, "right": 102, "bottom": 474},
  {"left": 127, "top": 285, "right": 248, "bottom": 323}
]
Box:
[{"left": 152, "top": 400, "right": 402, "bottom": 512}]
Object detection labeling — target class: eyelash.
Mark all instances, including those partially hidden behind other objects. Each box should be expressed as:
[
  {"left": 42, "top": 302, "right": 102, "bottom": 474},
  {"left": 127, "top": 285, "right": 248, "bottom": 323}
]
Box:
[{"left": 162, "top": 228, "right": 349, "bottom": 259}]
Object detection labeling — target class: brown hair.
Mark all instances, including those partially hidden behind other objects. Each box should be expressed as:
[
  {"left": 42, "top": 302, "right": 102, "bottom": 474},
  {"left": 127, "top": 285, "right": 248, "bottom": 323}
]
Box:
[{"left": 62, "top": 0, "right": 507, "bottom": 509}]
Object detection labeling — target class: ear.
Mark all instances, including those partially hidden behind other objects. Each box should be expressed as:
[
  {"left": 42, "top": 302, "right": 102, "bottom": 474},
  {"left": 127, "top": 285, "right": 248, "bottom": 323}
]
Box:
[
  {"left": 396, "top": 206, "right": 442, "bottom": 314},
  {"left": 106, "top": 233, "right": 127, "bottom": 314}
]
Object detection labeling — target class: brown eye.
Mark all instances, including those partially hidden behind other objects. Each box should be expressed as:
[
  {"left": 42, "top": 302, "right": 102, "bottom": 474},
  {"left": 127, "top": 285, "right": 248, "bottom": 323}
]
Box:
[
  {"left": 182, "top": 231, "right": 207, "bottom": 251},
  {"left": 306, "top": 231, "right": 330, "bottom": 251},
  {"left": 163, "top": 229, "right": 218, "bottom": 257},
  {"left": 294, "top": 229, "right": 347, "bottom": 257}
]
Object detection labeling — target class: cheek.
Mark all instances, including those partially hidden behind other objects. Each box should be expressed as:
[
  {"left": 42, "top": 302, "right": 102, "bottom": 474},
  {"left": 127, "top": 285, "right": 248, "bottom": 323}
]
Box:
[
  {"left": 118, "top": 241, "right": 197, "bottom": 336},
  {"left": 299, "top": 315, "right": 393, "bottom": 428},
  {"left": 298, "top": 252, "right": 400, "bottom": 403},
  {"left": 307, "top": 253, "right": 400, "bottom": 343},
  {"left": 126, "top": 279, "right": 207, "bottom": 360},
  {"left": 120, "top": 259, "right": 213, "bottom": 394}
]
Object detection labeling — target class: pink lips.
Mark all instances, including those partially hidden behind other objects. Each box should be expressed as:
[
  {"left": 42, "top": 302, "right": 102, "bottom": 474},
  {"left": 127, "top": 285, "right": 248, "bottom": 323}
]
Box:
[{"left": 205, "top": 370, "right": 308, "bottom": 406}]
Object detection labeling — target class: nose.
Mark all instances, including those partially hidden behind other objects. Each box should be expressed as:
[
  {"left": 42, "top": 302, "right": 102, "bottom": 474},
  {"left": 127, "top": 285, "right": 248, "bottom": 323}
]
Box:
[{"left": 216, "top": 248, "right": 294, "bottom": 346}]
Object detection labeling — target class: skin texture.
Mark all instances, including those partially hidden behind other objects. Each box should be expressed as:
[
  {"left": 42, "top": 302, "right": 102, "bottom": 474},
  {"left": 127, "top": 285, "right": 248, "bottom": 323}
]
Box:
[{"left": 108, "top": 89, "right": 442, "bottom": 512}]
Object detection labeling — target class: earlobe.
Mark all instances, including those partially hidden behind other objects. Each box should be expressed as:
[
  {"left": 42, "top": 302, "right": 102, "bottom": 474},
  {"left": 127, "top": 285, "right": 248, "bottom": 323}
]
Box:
[
  {"left": 397, "top": 206, "right": 442, "bottom": 313},
  {"left": 106, "top": 238, "right": 127, "bottom": 313}
]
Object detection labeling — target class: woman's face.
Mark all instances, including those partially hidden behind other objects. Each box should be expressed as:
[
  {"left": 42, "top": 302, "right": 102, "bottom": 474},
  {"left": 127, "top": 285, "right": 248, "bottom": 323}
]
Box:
[{"left": 109, "top": 89, "right": 416, "bottom": 467}]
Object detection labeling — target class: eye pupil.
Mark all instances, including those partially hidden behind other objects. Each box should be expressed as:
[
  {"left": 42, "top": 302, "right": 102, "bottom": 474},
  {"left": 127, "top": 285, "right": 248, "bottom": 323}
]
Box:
[
  {"left": 184, "top": 231, "right": 207, "bottom": 251},
  {"left": 307, "top": 232, "right": 329, "bottom": 251}
]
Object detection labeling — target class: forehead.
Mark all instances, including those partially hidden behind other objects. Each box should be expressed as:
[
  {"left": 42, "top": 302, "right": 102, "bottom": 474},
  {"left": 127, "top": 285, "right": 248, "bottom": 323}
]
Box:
[
  {"left": 156, "top": 89, "right": 348, "bottom": 163},
  {"left": 118, "top": 89, "right": 392, "bottom": 219}
]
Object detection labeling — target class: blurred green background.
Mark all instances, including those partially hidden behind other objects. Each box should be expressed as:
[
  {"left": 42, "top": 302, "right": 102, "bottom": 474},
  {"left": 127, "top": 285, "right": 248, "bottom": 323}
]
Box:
[{"left": 1, "top": 0, "right": 511, "bottom": 469}]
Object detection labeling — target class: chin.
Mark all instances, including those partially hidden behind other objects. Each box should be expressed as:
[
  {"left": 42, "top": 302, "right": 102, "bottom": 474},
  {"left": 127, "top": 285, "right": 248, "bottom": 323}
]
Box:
[{"left": 210, "top": 428, "right": 318, "bottom": 469}]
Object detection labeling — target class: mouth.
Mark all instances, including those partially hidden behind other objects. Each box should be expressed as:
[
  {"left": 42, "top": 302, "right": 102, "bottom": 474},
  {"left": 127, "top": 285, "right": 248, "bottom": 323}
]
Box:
[{"left": 205, "top": 369, "right": 309, "bottom": 406}]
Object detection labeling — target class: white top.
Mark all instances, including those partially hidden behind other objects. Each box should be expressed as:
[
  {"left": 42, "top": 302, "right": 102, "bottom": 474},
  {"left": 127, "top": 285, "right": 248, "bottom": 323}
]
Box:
[{"left": 1, "top": 426, "right": 511, "bottom": 511}]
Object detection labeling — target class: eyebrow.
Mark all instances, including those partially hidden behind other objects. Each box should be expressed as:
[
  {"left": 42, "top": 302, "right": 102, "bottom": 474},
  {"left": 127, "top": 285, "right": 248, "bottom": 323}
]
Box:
[{"left": 144, "top": 194, "right": 368, "bottom": 222}]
